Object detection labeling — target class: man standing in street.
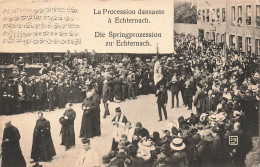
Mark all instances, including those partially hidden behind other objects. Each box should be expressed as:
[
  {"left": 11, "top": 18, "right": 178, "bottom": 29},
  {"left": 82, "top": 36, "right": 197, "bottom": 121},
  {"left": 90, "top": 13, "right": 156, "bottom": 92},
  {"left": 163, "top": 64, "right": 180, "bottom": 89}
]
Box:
[
  {"left": 156, "top": 84, "right": 168, "bottom": 121},
  {"left": 60, "top": 103, "right": 76, "bottom": 151},
  {"left": 170, "top": 73, "right": 180, "bottom": 108},
  {"left": 1, "top": 121, "right": 26, "bottom": 167},
  {"left": 31, "top": 112, "right": 56, "bottom": 163}
]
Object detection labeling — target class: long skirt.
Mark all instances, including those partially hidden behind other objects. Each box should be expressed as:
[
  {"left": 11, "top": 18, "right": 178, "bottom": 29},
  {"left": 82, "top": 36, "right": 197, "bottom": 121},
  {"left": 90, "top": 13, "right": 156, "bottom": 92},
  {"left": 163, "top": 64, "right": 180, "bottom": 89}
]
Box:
[{"left": 80, "top": 109, "right": 94, "bottom": 138}]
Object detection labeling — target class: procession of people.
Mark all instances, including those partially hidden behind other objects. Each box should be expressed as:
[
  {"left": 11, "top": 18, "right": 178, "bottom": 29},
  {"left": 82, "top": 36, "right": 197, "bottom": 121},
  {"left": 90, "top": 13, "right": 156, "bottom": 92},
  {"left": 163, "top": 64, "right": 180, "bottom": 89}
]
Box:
[{"left": 0, "top": 32, "right": 259, "bottom": 167}]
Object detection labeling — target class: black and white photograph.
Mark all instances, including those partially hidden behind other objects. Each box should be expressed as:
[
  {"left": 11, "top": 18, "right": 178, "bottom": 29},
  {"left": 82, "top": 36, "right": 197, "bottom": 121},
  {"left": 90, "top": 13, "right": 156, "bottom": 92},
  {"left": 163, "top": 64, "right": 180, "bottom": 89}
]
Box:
[{"left": 0, "top": 0, "right": 259, "bottom": 167}]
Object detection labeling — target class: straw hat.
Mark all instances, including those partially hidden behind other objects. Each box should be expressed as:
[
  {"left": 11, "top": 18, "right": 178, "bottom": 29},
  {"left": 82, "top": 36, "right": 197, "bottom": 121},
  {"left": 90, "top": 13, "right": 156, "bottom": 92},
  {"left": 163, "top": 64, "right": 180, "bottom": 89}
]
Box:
[{"left": 170, "top": 138, "right": 186, "bottom": 151}]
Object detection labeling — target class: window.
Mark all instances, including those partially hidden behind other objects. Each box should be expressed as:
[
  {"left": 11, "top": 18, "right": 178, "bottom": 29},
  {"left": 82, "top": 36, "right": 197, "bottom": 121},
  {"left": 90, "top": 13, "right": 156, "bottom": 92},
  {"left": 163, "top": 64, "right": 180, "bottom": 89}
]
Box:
[
  {"left": 238, "top": 36, "right": 243, "bottom": 51},
  {"left": 230, "top": 35, "right": 236, "bottom": 48},
  {"left": 246, "top": 37, "right": 251, "bottom": 53},
  {"left": 198, "top": 10, "right": 201, "bottom": 21},
  {"left": 216, "top": 8, "right": 220, "bottom": 22},
  {"left": 256, "top": 39, "right": 260, "bottom": 55},
  {"left": 238, "top": 6, "right": 242, "bottom": 25},
  {"left": 216, "top": 33, "right": 219, "bottom": 43},
  {"left": 222, "top": 8, "right": 225, "bottom": 22},
  {"left": 212, "top": 9, "right": 216, "bottom": 22},
  {"left": 206, "top": 32, "right": 210, "bottom": 40},
  {"left": 231, "top": 6, "right": 236, "bottom": 25},
  {"left": 256, "top": 5, "right": 260, "bottom": 26},
  {"left": 246, "top": 5, "right": 251, "bottom": 25},
  {"left": 212, "top": 32, "right": 215, "bottom": 41},
  {"left": 206, "top": 9, "right": 209, "bottom": 22},
  {"left": 203, "top": 9, "right": 205, "bottom": 21}
]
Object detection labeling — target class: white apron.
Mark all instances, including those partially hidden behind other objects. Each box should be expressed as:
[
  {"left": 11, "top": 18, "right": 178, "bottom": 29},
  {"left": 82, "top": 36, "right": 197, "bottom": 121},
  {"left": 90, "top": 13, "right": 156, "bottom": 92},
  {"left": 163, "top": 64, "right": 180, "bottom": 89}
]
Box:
[{"left": 112, "top": 114, "right": 126, "bottom": 142}]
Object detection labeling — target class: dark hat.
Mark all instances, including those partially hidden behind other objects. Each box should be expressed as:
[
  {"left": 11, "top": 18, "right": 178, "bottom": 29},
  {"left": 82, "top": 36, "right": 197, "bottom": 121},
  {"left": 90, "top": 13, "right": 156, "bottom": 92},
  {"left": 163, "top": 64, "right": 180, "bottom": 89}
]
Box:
[
  {"left": 115, "top": 107, "right": 121, "bottom": 113},
  {"left": 82, "top": 138, "right": 90, "bottom": 144}
]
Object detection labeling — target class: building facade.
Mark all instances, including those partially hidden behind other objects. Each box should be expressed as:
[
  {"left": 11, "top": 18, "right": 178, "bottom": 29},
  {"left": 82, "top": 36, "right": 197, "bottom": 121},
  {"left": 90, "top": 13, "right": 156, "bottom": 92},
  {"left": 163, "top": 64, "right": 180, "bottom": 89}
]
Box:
[{"left": 197, "top": 0, "right": 260, "bottom": 54}]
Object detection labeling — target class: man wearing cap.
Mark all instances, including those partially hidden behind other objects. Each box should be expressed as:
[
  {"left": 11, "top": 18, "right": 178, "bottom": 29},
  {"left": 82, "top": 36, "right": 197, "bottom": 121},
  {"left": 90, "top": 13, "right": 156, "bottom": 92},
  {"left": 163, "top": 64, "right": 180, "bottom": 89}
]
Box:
[
  {"left": 60, "top": 103, "right": 76, "bottom": 151},
  {"left": 112, "top": 107, "right": 128, "bottom": 150},
  {"left": 1, "top": 121, "right": 26, "bottom": 167},
  {"left": 76, "top": 138, "right": 101, "bottom": 167},
  {"left": 156, "top": 84, "right": 168, "bottom": 121}
]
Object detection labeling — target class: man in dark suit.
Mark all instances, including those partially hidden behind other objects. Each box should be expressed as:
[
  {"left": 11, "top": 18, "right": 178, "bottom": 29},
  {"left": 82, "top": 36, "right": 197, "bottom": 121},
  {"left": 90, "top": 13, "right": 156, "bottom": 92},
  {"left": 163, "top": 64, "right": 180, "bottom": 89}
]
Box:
[
  {"left": 25, "top": 79, "right": 36, "bottom": 112},
  {"left": 170, "top": 73, "right": 180, "bottom": 108},
  {"left": 47, "top": 80, "right": 55, "bottom": 111},
  {"left": 102, "top": 79, "right": 111, "bottom": 118},
  {"left": 36, "top": 77, "right": 47, "bottom": 111},
  {"left": 193, "top": 83, "right": 204, "bottom": 116},
  {"left": 184, "top": 78, "right": 193, "bottom": 110},
  {"left": 156, "top": 84, "right": 168, "bottom": 121}
]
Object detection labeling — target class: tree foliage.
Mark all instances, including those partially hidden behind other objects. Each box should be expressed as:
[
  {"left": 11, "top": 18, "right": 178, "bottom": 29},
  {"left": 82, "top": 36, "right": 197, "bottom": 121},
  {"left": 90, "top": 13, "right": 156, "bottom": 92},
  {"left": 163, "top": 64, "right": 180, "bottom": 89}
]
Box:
[{"left": 174, "top": 2, "right": 197, "bottom": 24}]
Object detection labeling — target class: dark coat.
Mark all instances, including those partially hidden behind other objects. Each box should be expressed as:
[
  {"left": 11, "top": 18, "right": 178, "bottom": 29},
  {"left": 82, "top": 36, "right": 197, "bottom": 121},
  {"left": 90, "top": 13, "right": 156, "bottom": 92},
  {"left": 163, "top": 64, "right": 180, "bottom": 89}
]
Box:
[
  {"left": 113, "top": 77, "right": 122, "bottom": 100},
  {"left": 80, "top": 97, "right": 97, "bottom": 138},
  {"left": 202, "top": 95, "right": 218, "bottom": 113},
  {"left": 134, "top": 128, "right": 150, "bottom": 139},
  {"left": 184, "top": 84, "right": 193, "bottom": 97},
  {"left": 36, "top": 81, "right": 47, "bottom": 99},
  {"left": 31, "top": 118, "right": 56, "bottom": 161},
  {"left": 193, "top": 90, "right": 204, "bottom": 109},
  {"left": 130, "top": 156, "right": 145, "bottom": 167},
  {"left": 156, "top": 89, "right": 168, "bottom": 105},
  {"left": 92, "top": 93, "right": 101, "bottom": 137},
  {"left": 102, "top": 85, "right": 111, "bottom": 103},
  {"left": 25, "top": 84, "right": 36, "bottom": 100},
  {"left": 171, "top": 150, "right": 189, "bottom": 167},
  {"left": 1, "top": 125, "right": 26, "bottom": 167},
  {"left": 61, "top": 109, "right": 76, "bottom": 147},
  {"left": 170, "top": 80, "right": 180, "bottom": 93}
]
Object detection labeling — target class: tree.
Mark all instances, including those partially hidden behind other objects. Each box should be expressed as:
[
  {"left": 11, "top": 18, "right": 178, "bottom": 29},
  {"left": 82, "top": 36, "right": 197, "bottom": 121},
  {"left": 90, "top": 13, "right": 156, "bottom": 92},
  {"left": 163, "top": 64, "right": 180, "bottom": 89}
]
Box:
[{"left": 174, "top": 2, "right": 197, "bottom": 24}]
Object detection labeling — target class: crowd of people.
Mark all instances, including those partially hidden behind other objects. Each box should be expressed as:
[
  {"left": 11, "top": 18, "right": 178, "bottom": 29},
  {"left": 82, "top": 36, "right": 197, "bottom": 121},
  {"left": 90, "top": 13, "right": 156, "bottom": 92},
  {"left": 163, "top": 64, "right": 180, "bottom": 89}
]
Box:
[
  {"left": 0, "top": 32, "right": 259, "bottom": 167},
  {"left": 98, "top": 34, "right": 259, "bottom": 167}
]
